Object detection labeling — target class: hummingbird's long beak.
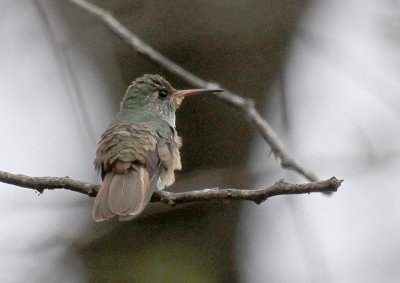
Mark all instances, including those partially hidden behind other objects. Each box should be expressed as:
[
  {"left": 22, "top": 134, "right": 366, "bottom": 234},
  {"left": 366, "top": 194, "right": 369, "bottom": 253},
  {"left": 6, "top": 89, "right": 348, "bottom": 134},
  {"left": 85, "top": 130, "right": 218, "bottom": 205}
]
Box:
[{"left": 174, "top": 88, "right": 223, "bottom": 98}]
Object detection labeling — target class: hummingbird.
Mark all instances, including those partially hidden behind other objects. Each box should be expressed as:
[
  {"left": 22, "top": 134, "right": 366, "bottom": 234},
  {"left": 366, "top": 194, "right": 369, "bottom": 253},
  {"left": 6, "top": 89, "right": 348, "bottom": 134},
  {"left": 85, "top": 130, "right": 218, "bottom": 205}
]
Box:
[{"left": 93, "top": 74, "right": 222, "bottom": 221}]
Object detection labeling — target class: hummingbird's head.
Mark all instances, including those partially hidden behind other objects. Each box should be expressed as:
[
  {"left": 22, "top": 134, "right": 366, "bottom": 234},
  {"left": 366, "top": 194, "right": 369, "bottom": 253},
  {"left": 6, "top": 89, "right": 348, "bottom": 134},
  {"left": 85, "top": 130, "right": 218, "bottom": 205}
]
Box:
[{"left": 120, "top": 74, "right": 222, "bottom": 126}]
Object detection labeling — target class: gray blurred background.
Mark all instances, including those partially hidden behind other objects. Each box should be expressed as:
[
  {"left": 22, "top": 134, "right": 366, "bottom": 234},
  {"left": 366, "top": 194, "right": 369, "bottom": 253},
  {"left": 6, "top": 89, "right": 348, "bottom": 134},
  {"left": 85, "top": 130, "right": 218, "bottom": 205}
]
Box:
[{"left": 0, "top": 0, "right": 399, "bottom": 282}]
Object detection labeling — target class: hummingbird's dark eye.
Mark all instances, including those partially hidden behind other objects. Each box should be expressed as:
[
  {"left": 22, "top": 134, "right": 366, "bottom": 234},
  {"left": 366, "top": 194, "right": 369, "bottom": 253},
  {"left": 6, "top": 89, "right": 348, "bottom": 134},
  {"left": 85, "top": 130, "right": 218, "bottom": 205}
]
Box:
[{"left": 158, "top": 90, "right": 168, "bottom": 100}]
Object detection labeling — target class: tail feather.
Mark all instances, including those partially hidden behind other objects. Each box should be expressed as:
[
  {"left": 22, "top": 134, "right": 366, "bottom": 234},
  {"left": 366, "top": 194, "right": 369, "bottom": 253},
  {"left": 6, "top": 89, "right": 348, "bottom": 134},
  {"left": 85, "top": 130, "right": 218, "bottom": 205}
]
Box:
[
  {"left": 108, "top": 170, "right": 139, "bottom": 215},
  {"left": 92, "top": 173, "right": 115, "bottom": 222},
  {"left": 118, "top": 168, "right": 152, "bottom": 221},
  {"left": 92, "top": 167, "right": 155, "bottom": 222}
]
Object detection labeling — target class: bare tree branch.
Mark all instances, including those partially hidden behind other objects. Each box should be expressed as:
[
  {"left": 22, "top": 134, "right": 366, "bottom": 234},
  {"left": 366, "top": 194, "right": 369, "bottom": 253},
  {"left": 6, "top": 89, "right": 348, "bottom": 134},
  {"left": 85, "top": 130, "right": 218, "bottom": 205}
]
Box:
[
  {"left": 68, "top": 0, "right": 319, "bottom": 182},
  {"left": 0, "top": 170, "right": 98, "bottom": 196},
  {"left": 0, "top": 170, "right": 342, "bottom": 205},
  {"left": 152, "top": 177, "right": 342, "bottom": 205}
]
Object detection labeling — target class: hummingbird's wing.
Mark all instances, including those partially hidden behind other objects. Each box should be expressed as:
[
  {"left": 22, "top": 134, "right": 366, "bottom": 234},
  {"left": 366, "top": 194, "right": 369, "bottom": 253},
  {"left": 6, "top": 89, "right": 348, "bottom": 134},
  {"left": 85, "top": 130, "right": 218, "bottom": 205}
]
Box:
[
  {"left": 92, "top": 123, "right": 181, "bottom": 222},
  {"left": 156, "top": 134, "right": 182, "bottom": 190}
]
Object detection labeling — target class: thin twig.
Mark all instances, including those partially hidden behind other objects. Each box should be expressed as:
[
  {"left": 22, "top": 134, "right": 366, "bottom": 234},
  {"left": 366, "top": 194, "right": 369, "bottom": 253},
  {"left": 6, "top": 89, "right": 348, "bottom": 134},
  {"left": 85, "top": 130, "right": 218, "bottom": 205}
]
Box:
[
  {"left": 68, "top": 0, "right": 319, "bottom": 182},
  {"left": 0, "top": 170, "right": 342, "bottom": 205}
]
